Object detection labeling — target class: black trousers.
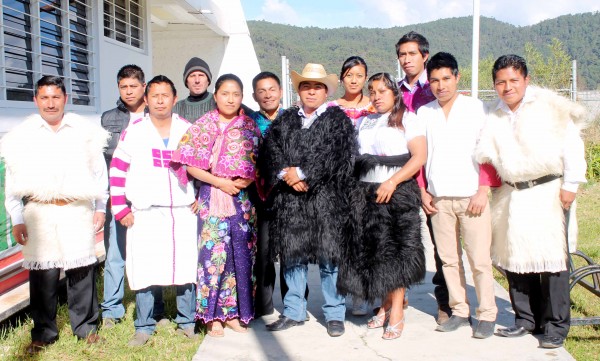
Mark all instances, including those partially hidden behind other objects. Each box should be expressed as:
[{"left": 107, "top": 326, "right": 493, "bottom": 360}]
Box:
[
  {"left": 29, "top": 265, "right": 98, "bottom": 342},
  {"left": 254, "top": 213, "right": 276, "bottom": 317},
  {"left": 253, "top": 206, "right": 309, "bottom": 317},
  {"left": 505, "top": 270, "right": 570, "bottom": 338},
  {"left": 427, "top": 215, "right": 450, "bottom": 310}
]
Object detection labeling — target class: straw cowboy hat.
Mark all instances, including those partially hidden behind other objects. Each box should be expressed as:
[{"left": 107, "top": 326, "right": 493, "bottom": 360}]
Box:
[{"left": 291, "top": 63, "right": 338, "bottom": 97}]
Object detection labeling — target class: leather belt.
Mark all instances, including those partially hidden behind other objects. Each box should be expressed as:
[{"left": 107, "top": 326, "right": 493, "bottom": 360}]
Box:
[
  {"left": 505, "top": 174, "right": 562, "bottom": 190},
  {"left": 25, "top": 197, "right": 73, "bottom": 206}
]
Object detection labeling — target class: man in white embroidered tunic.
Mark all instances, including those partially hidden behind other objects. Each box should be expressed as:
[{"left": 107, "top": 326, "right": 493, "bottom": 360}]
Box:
[
  {"left": 475, "top": 55, "right": 587, "bottom": 349},
  {"left": 109, "top": 75, "right": 198, "bottom": 346},
  {"left": 1, "top": 76, "right": 109, "bottom": 354}
]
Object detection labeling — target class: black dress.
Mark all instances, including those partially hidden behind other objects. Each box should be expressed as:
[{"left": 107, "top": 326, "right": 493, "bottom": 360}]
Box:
[{"left": 337, "top": 153, "right": 426, "bottom": 303}]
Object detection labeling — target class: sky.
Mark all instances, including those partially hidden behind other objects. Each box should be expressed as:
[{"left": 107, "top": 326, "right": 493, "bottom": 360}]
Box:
[{"left": 240, "top": 0, "right": 599, "bottom": 28}]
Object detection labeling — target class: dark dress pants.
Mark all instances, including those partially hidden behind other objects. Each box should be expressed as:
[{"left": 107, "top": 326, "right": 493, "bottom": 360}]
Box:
[
  {"left": 505, "top": 270, "right": 570, "bottom": 338},
  {"left": 254, "top": 211, "right": 276, "bottom": 317},
  {"left": 29, "top": 265, "right": 98, "bottom": 342}
]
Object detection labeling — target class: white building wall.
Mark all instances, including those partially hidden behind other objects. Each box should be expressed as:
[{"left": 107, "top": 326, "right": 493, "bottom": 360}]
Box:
[
  {"left": 95, "top": 2, "right": 153, "bottom": 114},
  {"left": 151, "top": 24, "right": 225, "bottom": 98},
  {"left": 96, "top": 41, "right": 153, "bottom": 114},
  {"left": 153, "top": 0, "right": 261, "bottom": 108}
]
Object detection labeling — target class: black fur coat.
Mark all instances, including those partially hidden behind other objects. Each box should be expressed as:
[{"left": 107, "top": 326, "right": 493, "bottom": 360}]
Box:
[{"left": 258, "top": 105, "right": 358, "bottom": 265}]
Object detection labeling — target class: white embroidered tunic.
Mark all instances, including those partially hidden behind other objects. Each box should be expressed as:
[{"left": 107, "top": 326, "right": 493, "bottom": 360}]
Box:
[{"left": 110, "top": 114, "right": 198, "bottom": 290}]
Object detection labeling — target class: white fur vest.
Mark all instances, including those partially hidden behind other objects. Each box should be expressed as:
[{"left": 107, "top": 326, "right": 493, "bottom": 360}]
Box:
[
  {"left": 0, "top": 113, "right": 109, "bottom": 270},
  {"left": 475, "top": 87, "right": 586, "bottom": 273},
  {"left": 0, "top": 113, "right": 109, "bottom": 201}
]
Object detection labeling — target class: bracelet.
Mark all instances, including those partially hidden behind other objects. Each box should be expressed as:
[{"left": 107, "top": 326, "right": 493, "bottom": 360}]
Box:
[{"left": 388, "top": 180, "right": 395, "bottom": 186}]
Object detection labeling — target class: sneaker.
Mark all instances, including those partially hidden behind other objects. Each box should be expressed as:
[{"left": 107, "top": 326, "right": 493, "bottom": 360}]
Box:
[
  {"left": 102, "top": 318, "right": 118, "bottom": 330},
  {"left": 435, "top": 315, "right": 471, "bottom": 332},
  {"left": 352, "top": 300, "right": 368, "bottom": 316},
  {"left": 128, "top": 332, "right": 151, "bottom": 347},
  {"left": 156, "top": 318, "right": 171, "bottom": 328},
  {"left": 177, "top": 327, "right": 198, "bottom": 340},
  {"left": 473, "top": 320, "right": 495, "bottom": 339}
]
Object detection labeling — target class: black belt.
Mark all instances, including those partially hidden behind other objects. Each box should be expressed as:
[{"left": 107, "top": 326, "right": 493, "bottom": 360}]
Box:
[
  {"left": 505, "top": 174, "right": 562, "bottom": 190},
  {"left": 354, "top": 153, "right": 411, "bottom": 178}
]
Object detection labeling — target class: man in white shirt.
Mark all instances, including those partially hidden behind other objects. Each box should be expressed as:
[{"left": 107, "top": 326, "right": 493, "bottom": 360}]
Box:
[
  {"left": 418, "top": 52, "right": 497, "bottom": 339},
  {"left": 475, "top": 54, "right": 587, "bottom": 349},
  {"left": 1, "top": 76, "right": 108, "bottom": 353}
]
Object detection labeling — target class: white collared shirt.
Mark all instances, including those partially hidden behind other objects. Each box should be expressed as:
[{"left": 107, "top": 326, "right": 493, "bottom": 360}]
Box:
[
  {"left": 278, "top": 102, "right": 329, "bottom": 180},
  {"left": 298, "top": 102, "right": 329, "bottom": 129},
  {"left": 418, "top": 94, "right": 485, "bottom": 197},
  {"left": 400, "top": 71, "right": 428, "bottom": 94}
]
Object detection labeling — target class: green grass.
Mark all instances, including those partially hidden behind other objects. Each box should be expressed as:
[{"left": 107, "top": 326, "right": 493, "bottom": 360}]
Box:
[
  {"left": 565, "top": 182, "right": 600, "bottom": 361},
  {"left": 0, "top": 276, "right": 204, "bottom": 360}
]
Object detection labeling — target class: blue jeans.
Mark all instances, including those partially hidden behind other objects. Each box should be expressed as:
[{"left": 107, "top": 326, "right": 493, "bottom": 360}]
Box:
[
  {"left": 282, "top": 261, "right": 345, "bottom": 322},
  {"left": 101, "top": 209, "right": 164, "bottom": 319},
  {"left": 101, "top": 210, "right": 127, "bottom": 319},
  {"left": 134, "top": 284, "right": 195, "bottom": 334}
]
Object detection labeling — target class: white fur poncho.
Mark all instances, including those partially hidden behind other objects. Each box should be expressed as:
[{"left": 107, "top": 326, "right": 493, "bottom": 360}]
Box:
[
  {"left": 0, "top": 113, "right": 109, "bottom": 270},
  {"left": 475, "top": 87, "right": 587, "bottom": 274}
]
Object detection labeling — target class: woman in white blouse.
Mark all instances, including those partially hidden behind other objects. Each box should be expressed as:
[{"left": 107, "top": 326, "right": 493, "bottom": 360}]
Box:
[{"left": 338, "top": 72, "right": 427, "bottom": 340}]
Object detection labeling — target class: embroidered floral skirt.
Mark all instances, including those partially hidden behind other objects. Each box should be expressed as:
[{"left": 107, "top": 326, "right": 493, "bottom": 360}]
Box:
[{"left": 195, "top": 183, "right": 257, "bottom": 324}]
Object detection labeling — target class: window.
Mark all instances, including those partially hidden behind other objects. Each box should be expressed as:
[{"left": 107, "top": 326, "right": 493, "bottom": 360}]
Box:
[
  {"left": 103, "top": 0, "right": 144, "bottom": 49},
  {"left": 0, "top": 0, "right": 95, "bottom": 105}
]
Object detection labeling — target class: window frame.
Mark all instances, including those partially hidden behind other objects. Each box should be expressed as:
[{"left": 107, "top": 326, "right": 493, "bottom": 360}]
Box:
[
  {"left": 103, "top": 0, "right": 144, "bottom": 50},
  {"left": 0, "top": 0, "right": 96, "bottom": 110}
]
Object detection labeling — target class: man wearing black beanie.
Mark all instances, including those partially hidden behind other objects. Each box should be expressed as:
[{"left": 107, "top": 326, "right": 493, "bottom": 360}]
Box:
[{"left": 173, "top": 57, "right": 216, "bottom": 122}]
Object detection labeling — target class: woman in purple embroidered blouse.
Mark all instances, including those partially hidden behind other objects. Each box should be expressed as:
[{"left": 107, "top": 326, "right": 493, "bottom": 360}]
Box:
[{"left": 172, "top": 74, "right": 260, "bottom": 337}]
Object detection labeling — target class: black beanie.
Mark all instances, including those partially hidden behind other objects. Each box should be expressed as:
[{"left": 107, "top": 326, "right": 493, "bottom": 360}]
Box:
[{"left": 183, "top": 57, "right": 212, "bottom": 86}]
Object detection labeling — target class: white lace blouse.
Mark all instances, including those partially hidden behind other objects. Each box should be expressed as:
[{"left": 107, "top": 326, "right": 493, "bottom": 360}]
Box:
[{"left": 357, "top": 111, "right": 424, "bottom": 182}]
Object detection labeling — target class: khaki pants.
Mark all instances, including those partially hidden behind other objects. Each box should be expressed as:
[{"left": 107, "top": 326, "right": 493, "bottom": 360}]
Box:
[{"left": 430, "top": 197, "right": 497, "bottom": 322}]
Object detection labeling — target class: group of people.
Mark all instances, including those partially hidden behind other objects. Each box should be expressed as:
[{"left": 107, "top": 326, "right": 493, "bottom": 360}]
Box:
[{"left": 0, "top": 29, "right": 586, "bottom": 354}]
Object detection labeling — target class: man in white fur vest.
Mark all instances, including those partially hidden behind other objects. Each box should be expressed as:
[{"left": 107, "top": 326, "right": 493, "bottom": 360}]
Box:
[
  {"left": 475, "top": 55, "right": 587, "bottom": 349},
  {"left": 1, "top": 76, "right": 109, "bottom": 354}
]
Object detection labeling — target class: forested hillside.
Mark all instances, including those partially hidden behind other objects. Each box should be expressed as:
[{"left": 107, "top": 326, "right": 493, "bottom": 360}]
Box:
[{"left": 248, "top": 12, "right": 600, "bottom": 90}]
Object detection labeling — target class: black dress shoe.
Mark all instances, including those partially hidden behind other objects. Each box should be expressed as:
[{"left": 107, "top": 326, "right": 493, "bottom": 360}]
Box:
[
  {"left": 25, "top": 340, "right": 54, "bottom": 355},
  {"left": 541, "top": 335, "right": 564, "bottom": 348},
  {"left": 266, "top": 316, "right": 304, "bottom": 331},
  {"left": 327, "top": 320, "right": 345, "bottom": 337},
  {"left": 279, "top": 313, "right": 310, "bottom": 322},
  {"left": 496, "top": 325, "right": 532, "bottom": 338}
]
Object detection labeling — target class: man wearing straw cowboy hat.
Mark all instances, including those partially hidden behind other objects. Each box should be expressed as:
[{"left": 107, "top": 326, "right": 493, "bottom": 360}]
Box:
[{"left": 258, "top": 63, "right": 358, "bottom": 337}]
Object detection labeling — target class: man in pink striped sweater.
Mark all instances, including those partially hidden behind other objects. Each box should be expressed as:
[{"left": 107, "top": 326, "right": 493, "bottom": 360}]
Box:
[{"left": 110, "top": 75, "right": 198, "bottom": 346}]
